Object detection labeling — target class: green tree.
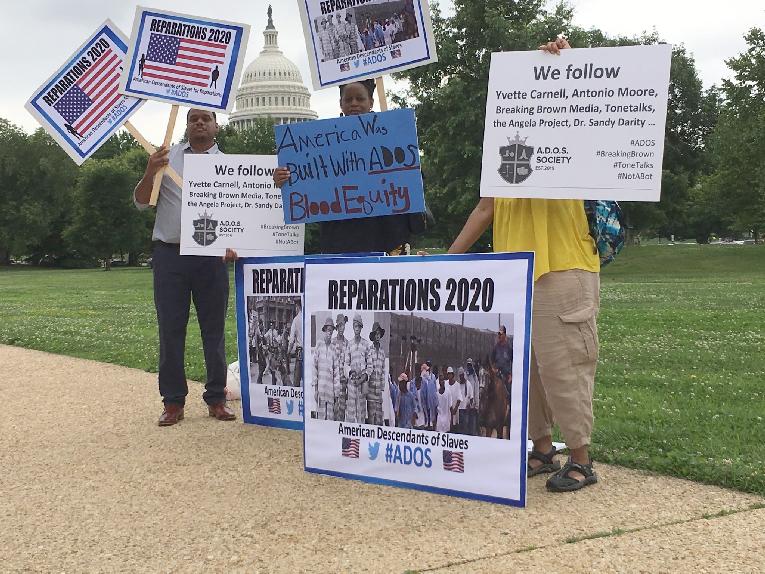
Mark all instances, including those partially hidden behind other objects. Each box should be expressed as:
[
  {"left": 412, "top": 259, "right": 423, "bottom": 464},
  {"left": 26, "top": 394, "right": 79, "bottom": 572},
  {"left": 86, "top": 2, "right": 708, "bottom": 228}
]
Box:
[
  {"left": 216, "top": 120, "right": 276, "bottom": 154},
  {"left": 90, "top": 130, "right": 142, "bottom": 160},
  {"left": 701, "top": 28, "right": 765, "bottom": 242},
  {"left": 64, "top": 151, "right": 150, "bottom": 269},
  {"left": 0, "top": 120, "right": 78, "bottom": 264},
  {"left": 642, "top": 46, "right": 721, "bottom": 240}
]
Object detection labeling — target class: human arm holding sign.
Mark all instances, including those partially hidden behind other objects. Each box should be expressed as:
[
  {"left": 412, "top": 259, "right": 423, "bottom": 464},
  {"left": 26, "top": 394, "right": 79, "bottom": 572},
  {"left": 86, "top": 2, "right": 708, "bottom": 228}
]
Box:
[
  {"left": 135, "top": 147, "right": 170, "bottom": 205},
  {"left": 447, "top": 197, "right": 494, "bottom": 254},
  {"left": 448, "top": 36, "right": 571, "bottom": 255}
]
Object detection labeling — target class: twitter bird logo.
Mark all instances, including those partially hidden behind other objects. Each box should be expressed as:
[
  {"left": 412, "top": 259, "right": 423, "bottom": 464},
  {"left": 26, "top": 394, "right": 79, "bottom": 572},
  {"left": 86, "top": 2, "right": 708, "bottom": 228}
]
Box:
[
  {"left": 286, "top": 400, "right": 294, "bottom": 415},
  {"left": 368, "top": 441, "right": 380, "bottom": 461}
]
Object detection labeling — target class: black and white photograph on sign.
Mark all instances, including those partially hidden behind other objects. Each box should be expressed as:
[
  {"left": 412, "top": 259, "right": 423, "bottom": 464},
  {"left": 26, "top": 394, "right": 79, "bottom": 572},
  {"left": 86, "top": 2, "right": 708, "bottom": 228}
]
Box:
[
  {"left": 298, "top": 0, "right": 437, "bottom": 89},
  {"left": 246, "top": 296, "right": 303, "bottom": 388},
  {"left": 303, "top": 253, "right": 533, "bottom": 506},
  {"left": 308, "top": 310, "right": 515, "bottom": 439},
  {"left": 312, "top": 1, "right": 420, "bottom": 62},
  {"left": 236, "top": 258, "right": 305, "bottom": 430}
]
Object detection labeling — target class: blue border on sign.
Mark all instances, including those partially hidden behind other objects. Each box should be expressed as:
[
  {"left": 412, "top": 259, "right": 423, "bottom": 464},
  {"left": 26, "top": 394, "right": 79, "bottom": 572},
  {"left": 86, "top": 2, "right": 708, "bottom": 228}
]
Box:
[
  {"left": 29, "top": 24, "right": 143, "bottom": 160},
  {"left": 236, "top": 253, "right": 385, "bottom": 430},
  {"left": 302, "top": 251, "right": 535, "bottom": 506},
  {"left": 235, "top": 255, "right": 305, "bottom": 429},
  {"left": 125, "top": 10, "right": 244, "bottom": 110},
  {"left": 305, "top": 0, "right": 433, "bottom": 88},
  {"left": 304, "top": 467, "right": 526, "bottom": 507}
]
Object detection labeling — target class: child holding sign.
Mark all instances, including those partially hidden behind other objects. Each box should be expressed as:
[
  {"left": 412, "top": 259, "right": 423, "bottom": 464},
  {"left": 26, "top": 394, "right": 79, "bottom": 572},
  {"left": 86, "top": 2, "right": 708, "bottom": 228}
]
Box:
[{"left": 273, "top": 79, "right": 414, "bottom": 255}]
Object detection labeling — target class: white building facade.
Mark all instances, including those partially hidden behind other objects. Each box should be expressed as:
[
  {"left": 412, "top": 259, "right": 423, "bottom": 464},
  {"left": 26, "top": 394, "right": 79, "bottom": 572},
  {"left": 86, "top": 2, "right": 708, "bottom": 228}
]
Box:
[{"left": 229, "top": 8, "right": 318, "bottom": 128}]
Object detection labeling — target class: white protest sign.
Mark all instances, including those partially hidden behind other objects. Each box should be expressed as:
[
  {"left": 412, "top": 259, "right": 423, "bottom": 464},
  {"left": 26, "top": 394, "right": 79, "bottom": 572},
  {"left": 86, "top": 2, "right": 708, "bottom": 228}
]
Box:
[
  {"left": 180, "top": 155, "right": 304, "bottom": 257},
  {"left": 481, "top": 44, "right": 672, "bottom": 201},
  {"left": 25, "top": 21, "right": 144, "bottom": 166},
  {"left": 297, "top": 0, "right": 438, "bottom": 90},
  {"left": 236, "top": 257, "right": 306, "bottom": 430},
  {"left": 119, "top": 6, "right": 250, "bottom": 112},
  {"left": 303, "top": 253, "right": 534, "bottom": 506}
]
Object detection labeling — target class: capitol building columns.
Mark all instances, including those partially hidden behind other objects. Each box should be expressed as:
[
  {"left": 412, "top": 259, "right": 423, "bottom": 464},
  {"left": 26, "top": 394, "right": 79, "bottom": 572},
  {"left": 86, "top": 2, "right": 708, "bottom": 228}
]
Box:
[{"left": 229, "top": 6, "right": 318, "bottom": 128}]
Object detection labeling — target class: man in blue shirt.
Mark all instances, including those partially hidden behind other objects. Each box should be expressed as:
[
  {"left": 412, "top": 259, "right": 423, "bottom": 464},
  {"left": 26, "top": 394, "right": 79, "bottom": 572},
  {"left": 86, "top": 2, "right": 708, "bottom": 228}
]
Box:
[
  {"left": 417, "top": 361, "right": 438, "bottom": 430},
  {"left": 396, "top": 373, "right": 416, "bottom": 429}
]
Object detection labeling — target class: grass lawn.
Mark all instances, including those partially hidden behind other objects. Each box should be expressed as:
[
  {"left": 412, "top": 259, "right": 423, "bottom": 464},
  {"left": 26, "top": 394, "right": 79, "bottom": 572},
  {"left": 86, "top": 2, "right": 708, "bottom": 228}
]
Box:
[
  {"left": 595, "top": 244, "right": 765, "bottom": 493},
  {"left": 1, "top": 245, "right": 764, "bottom": 495},
  {"left": 0, "top": 265, "right": 239, "bottom": 380}
]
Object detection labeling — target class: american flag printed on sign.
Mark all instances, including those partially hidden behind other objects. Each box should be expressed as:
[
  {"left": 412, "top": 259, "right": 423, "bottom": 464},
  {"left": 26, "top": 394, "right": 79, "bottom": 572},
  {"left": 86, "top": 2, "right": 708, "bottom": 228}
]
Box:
[
  {"left": 442, "top": 450, "right": 465, "bottom": 473},
  {"left": 341, "top": 438, "right": 360, "bottom": 458},
  {"left": 52, "top": 47, "right": 123, "bottom": 136},
  {"left": 267, "top": 397, "right": 281, "bottom": 415},
  {"left": 143, "top": 33, "right": 226, "bottom": 88}
]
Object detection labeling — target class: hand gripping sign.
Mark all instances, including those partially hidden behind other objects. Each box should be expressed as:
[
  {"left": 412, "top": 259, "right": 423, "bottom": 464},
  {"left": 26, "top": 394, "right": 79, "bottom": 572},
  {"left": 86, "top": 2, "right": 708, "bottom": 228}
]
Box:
[{"left": 25, "top": 21, "right": 144, "bottom": 165}]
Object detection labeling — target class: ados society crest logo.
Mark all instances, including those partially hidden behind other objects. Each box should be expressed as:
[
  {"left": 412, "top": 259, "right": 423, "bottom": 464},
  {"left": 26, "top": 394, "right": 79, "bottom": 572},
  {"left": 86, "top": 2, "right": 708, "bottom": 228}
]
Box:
[
  {"left": 498, "top": 133, "right": 534, "bottom": 184},
  {"left": 192, "top": 211, "right": 218, "bottom": 246}
]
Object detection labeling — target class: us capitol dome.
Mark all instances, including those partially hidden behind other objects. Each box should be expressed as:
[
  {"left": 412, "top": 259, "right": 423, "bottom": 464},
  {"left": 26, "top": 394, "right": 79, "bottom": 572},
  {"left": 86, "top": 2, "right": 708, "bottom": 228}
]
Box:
[{"left": 229, "top": 6, "right": 318, "bottom": 128}]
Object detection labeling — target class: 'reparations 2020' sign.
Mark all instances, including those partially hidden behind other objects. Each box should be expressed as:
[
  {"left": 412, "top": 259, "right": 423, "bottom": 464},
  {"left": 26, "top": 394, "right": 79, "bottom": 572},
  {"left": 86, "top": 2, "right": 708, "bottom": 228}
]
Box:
[
  {"left": 25, "top": 21, "right": 144, "bottom": 165},
  {"left": 119, "top": 6, "right": 250, "bottom": 113},
  {"left": 274, "top": 108, "right": 425, "bottom": 224}
]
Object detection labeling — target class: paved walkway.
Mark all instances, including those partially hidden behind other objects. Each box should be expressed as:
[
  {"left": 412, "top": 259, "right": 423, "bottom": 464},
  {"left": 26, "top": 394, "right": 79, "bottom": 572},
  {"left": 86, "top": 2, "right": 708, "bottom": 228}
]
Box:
[{"left": 1, "top": 344, "right": 763, "bottom": 573}]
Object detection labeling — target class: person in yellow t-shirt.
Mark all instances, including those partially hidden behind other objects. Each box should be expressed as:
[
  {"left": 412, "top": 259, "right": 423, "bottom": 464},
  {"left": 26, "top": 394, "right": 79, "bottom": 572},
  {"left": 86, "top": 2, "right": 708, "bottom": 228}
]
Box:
[{"left": 448, "top": 36, "right": 600, "bottom": 492}]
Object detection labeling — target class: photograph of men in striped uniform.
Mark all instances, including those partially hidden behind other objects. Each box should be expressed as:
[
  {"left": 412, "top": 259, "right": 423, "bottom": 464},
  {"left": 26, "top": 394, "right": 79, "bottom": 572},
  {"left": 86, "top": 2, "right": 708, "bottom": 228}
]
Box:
[
  {"left": 344, "top": 314, "right": 371, "bottom": 424},
  {"left": 333, "top": 314, "right": 351, "bottom": 421},
  {"left": 313, "top": 317, "right": 340, "bottom": 420},
  {"left": 366, "top": 322, "right": 387, "bottom": 426}
]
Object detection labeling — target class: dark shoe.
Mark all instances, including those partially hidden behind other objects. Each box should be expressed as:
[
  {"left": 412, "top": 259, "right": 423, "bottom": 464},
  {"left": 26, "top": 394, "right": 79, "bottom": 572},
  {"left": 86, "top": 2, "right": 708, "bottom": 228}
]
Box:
[
  {"left": 208, "top": 402, "right": 236, "bottom": 421},
  {"left": 546, "top": 457, "right": 598, "bottom": 492},
  {"left": 528, "top": 446, "right": 561, "bottom": 477},
  {"left": 158, "top": 404, "right": 184, "bottom": 426}
]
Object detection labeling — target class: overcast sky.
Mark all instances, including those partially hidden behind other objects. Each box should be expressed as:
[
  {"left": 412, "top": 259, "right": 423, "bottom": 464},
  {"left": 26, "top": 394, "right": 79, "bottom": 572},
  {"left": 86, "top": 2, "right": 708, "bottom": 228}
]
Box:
[{"left": 2, "top": 0, "right": 762, "bottom": 145}]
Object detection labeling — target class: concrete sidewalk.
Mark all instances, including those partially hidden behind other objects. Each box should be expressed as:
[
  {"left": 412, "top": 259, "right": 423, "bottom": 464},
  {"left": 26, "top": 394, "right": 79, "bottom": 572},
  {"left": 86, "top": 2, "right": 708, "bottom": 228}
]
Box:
[{"left": 1, "top": 344, "right": 763, "bottom": 573}]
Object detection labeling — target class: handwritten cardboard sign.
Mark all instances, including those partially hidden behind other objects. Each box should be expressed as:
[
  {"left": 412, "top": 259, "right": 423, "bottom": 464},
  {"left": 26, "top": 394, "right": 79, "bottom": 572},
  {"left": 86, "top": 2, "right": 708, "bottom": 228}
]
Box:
[{"left": 274, "top": 108, "right": 425, "bottom": 224}]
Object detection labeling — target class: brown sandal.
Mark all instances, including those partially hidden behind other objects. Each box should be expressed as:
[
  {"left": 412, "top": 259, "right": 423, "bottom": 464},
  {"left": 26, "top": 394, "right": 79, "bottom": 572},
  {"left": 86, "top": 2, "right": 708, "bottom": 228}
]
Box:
[{"left": 528, "top": 447, "right": 561, "bottom": 477}]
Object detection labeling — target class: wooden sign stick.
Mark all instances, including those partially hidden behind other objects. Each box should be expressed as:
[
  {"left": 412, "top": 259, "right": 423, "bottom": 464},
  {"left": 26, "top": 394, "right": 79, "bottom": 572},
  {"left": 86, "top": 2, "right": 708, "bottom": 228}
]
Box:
[
  {"left": 123, "top": 121, "right": 183, "bottom": 188},
  {"left": 149, "top": 105, "right": 180, "bottom": 206},
  {"left": 375, "top": 77, "right": 388, "bottom": 112}
]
